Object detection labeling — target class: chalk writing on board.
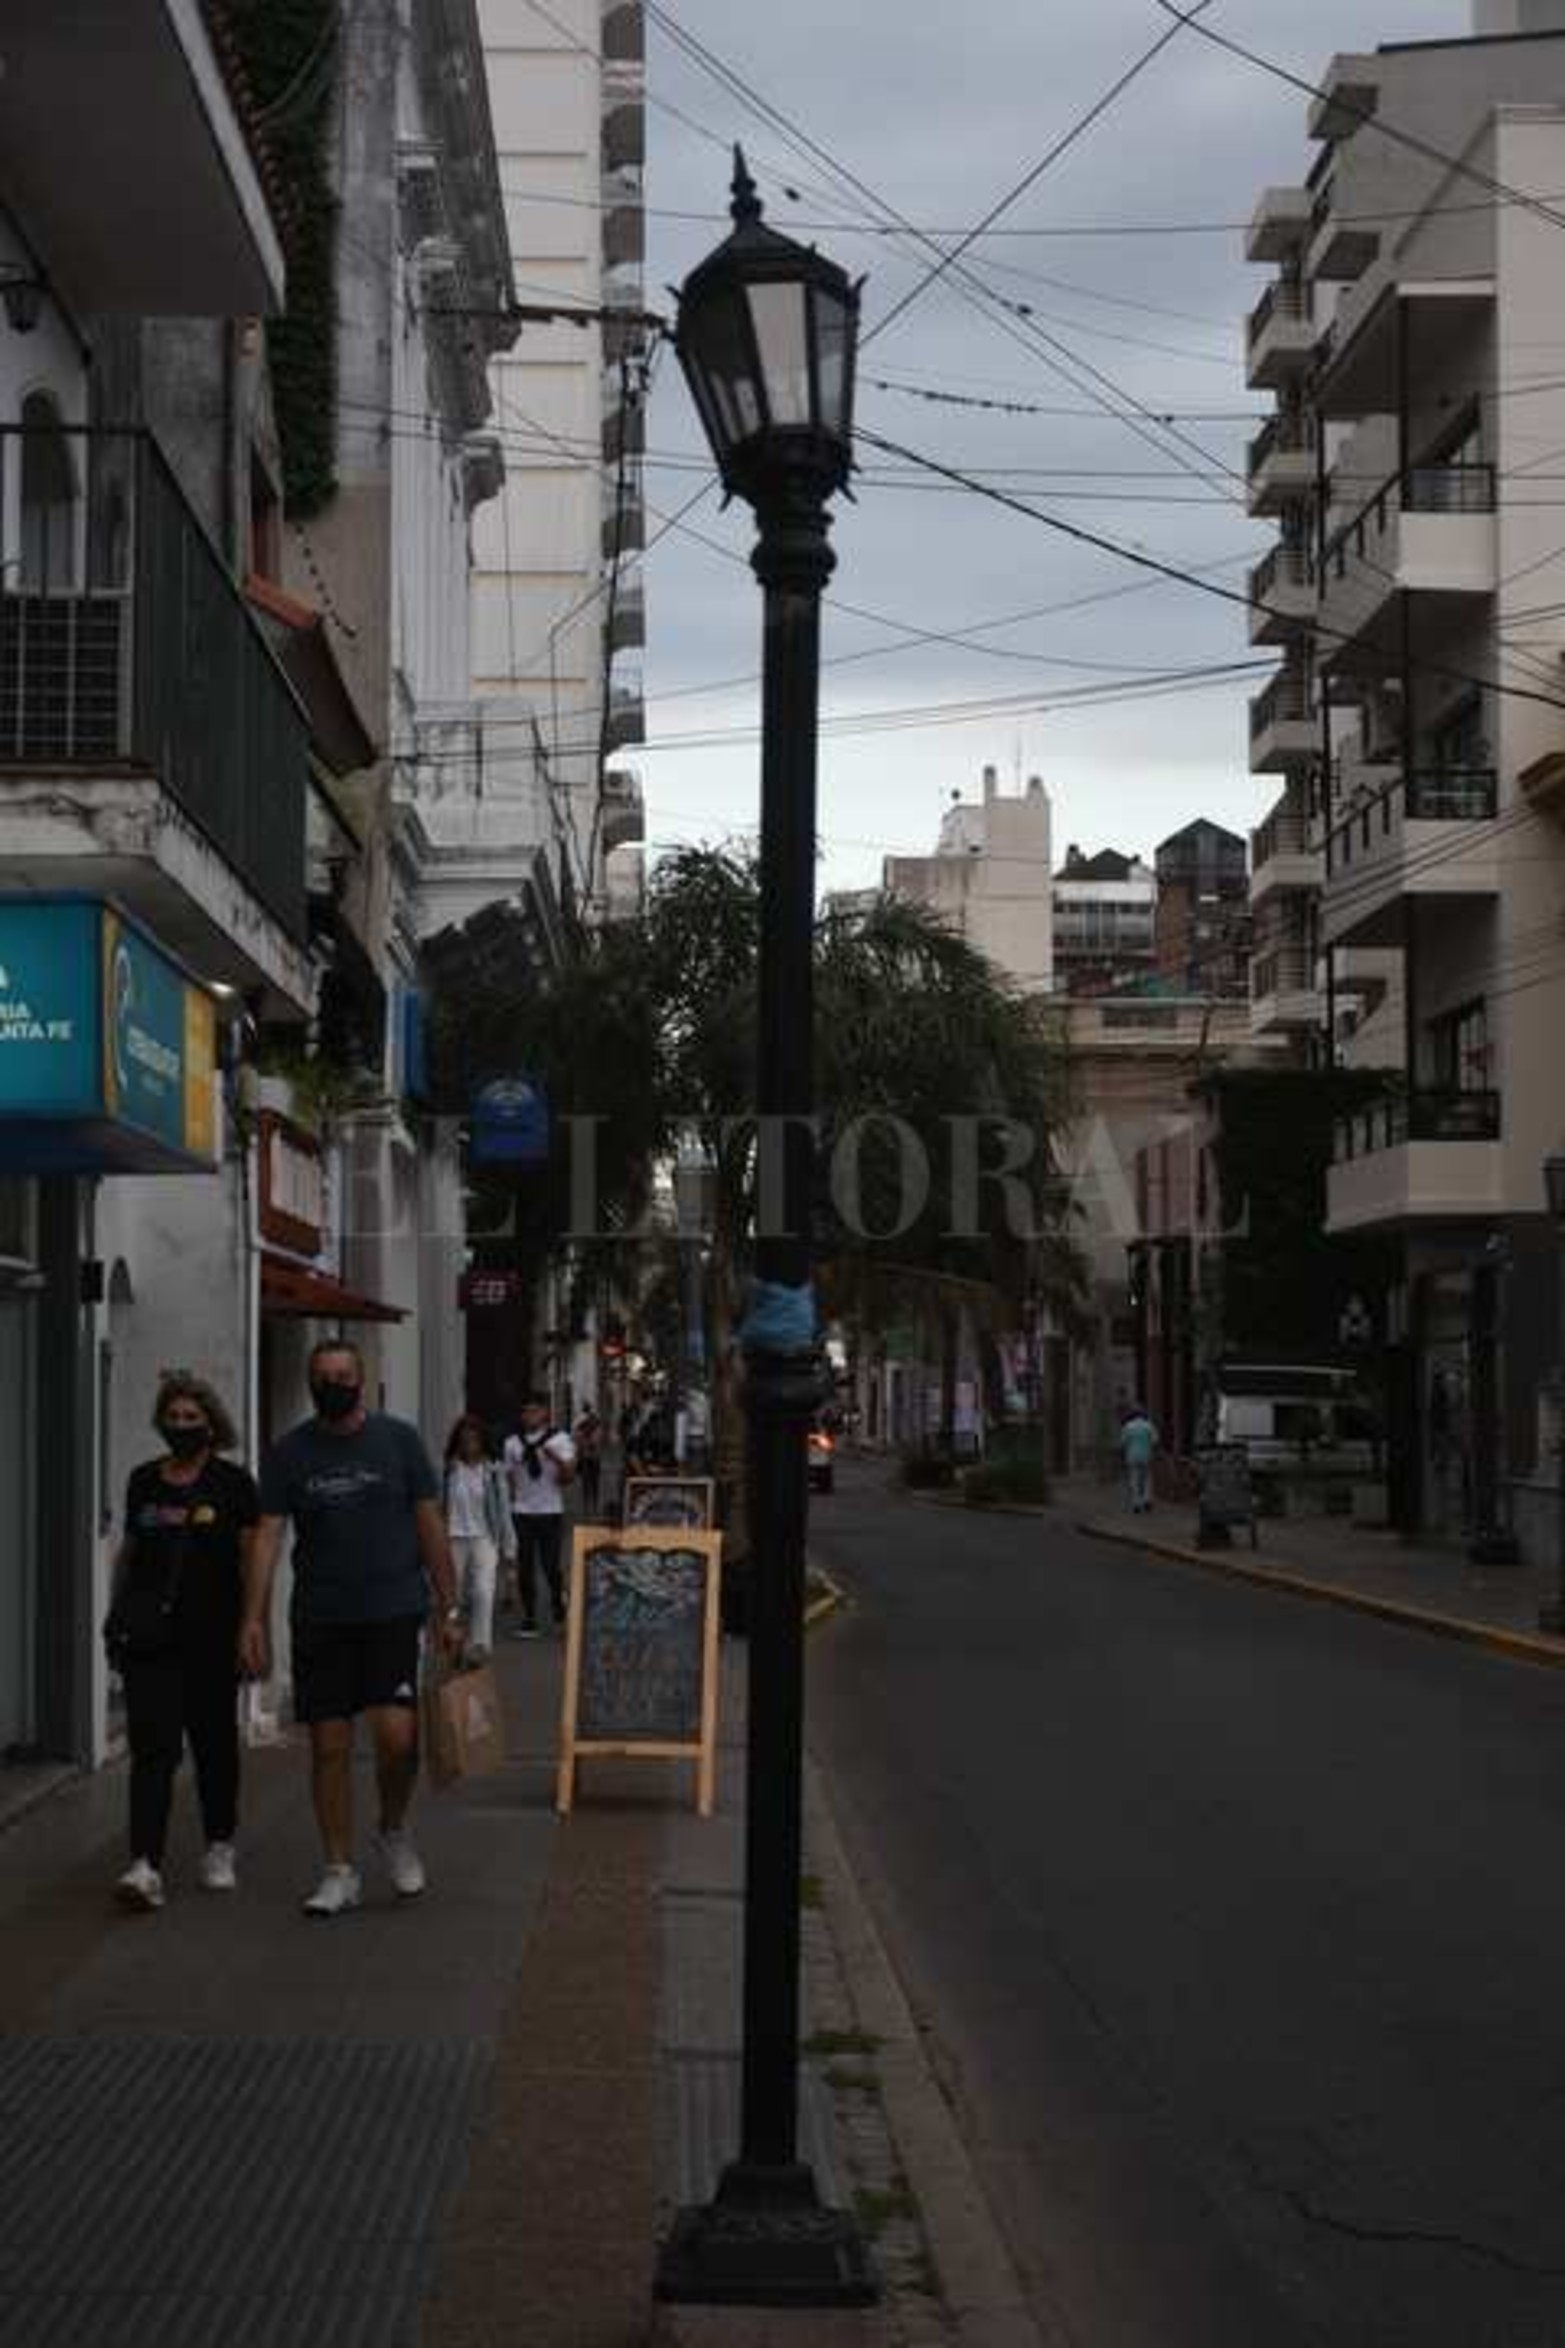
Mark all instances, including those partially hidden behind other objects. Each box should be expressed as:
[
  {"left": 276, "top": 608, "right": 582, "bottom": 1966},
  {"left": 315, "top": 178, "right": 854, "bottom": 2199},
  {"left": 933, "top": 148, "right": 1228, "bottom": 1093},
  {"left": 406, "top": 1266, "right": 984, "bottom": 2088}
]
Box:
[
  {"left": 623, "top": 1477, "right": 713, "bottom": 1529},
  {"left": 1196, "top": 1445, "right": 1253, "bottom": 1525},
  {"left": 575, "top": 1545, "right": 707, "bottom": 1743}
]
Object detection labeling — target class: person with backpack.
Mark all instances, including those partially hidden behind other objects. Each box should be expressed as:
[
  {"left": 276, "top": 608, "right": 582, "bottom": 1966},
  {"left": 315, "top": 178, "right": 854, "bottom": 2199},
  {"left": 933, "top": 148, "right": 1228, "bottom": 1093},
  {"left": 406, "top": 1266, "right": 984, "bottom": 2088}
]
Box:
[{"left": 502, "top": 1392, "right": 576, "bottom": 1636}]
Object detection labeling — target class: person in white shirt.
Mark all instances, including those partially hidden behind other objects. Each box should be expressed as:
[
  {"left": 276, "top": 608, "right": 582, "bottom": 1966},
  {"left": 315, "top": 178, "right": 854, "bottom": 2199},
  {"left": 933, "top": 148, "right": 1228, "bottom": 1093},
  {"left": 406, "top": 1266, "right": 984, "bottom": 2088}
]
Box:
[
  {"left": 502, "top": 1392, "right": 576, "bottom": 1637},
  {"left": 443, "top": 1415, "right": 514, "bottom": 1661}
]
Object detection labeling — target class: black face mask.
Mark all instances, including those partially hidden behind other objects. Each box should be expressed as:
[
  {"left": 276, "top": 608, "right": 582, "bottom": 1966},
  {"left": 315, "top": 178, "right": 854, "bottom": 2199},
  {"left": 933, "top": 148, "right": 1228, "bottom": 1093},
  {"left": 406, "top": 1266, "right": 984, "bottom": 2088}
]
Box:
[
  {"left": 163, "top": 1424, "right": 209, "bottom": 1461},
  {"left": 312, "top": 1379, "right": 362, "bottom": 1423}
]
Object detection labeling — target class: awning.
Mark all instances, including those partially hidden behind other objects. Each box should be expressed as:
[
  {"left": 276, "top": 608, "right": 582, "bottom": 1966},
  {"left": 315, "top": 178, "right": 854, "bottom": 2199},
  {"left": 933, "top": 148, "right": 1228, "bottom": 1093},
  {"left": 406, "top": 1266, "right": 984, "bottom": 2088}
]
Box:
[{"left": 260, "top": 1252, "right": 406, "bottom": 1324}]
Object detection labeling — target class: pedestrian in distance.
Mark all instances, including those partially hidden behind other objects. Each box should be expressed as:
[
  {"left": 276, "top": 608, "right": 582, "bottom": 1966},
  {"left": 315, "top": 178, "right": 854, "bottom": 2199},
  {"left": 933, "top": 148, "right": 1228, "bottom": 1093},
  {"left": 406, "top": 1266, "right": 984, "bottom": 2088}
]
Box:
[
  {"left": 1120, "top": 1403, "right": 1159, "bottom": 1515},
  {"left": 573, "top": 1404, "right": 604, "bottom": 1516},
  {"left": 503, "top": 1392, "right": 576, "bottom": 1637},
  {"left": 241, "top": 1338, "right": 461, "bottom": 1919},
  {"left": 103, "top": 1372, "right": 260, "bottom": 1913},
  {"left": 443, "top": 1414, "right": 513, "bottom": 1663}
]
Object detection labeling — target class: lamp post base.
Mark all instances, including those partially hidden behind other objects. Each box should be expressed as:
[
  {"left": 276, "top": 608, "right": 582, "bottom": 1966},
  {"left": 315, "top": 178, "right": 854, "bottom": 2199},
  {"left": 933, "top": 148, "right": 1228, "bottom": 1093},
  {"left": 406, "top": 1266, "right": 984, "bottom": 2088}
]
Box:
[{"left": 655, "top": 2162, "right": 880, "bottom": 2308}]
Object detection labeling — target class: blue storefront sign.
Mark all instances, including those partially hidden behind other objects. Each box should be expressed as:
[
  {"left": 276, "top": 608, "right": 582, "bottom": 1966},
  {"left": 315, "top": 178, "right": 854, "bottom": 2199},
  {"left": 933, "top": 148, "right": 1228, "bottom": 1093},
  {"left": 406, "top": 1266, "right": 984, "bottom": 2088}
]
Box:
[
  {"left": 0, "top": 899, "right": 218, "bottom": 1173},
  {"left": 470, "top": 1075, "right": 550, "bottom": 1166}
]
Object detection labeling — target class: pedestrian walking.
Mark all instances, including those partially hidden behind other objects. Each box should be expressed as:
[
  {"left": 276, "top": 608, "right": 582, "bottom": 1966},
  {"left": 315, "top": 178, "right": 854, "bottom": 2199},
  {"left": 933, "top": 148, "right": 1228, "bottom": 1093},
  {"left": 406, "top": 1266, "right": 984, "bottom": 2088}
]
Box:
[
  {"left": 443, "top": 1414, "right": 513, "bottom": 1662},
  {"left": 573, "top": 1405, "right": 604, "bottom": 1515},
  {"left": 241, "top": 1339, "right": 461, "bottom": 1918},
  {"left": 103, "top": 1372, "right": 260, "bottom": 1913},
  {"left": 1120, "top": 1404, "right": 1159, "bottom": 1514},
  {"left": 503, "top": 1392, "right": 576, "bottom": 1636}
]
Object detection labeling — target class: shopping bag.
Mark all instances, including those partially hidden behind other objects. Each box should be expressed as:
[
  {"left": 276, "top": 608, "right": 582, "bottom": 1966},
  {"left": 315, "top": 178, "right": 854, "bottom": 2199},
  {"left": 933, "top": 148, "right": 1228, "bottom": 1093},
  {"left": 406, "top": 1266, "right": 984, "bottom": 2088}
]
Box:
[{"left": 422, "top": 1661, "right": 507, "bottom": 1788}]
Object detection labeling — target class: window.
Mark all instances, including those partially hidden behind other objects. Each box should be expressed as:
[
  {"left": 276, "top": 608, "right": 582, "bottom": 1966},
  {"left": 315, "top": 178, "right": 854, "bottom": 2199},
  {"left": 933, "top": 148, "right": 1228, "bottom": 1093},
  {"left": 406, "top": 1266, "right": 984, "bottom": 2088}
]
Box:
[
  {"left": 19, "top": 391, "right": 77, "bottom": 592},
  {"left": 1427, "top": 999, "right": 1489, "bottom": 1093},
  {"left": 1429, "top": 694, "right": 1487, "bottom": 772}
]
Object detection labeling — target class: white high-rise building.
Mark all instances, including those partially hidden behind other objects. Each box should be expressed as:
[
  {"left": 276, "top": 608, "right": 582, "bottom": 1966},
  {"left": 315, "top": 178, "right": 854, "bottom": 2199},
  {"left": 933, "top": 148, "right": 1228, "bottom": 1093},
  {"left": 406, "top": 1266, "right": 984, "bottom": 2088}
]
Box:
[
  {"left": 884, "top": 766, "right": 1054, "bottom": 993},
  {"left": 472, "top": 0, "right": 647, "bottom": 920}
]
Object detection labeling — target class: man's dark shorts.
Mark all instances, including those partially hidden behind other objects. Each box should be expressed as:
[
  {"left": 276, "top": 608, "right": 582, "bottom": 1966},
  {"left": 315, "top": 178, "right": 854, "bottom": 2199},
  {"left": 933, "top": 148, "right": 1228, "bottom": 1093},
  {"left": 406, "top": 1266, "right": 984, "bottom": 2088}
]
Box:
[{"left": 292, "top": 1615, "right": 423, "bottom": 1724}]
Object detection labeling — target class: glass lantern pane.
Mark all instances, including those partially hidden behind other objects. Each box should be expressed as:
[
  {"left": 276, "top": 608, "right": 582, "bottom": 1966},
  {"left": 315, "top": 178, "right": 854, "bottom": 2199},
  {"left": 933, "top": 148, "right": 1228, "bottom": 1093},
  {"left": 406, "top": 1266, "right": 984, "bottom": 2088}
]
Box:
[
  {"left": 812, "top": 286, "right": 852, "bottom": 438},
  {"left": 746, "top": 280, "right": 812, "bottom": 427},
  {"left": 684, "top": 283, "right": 764, "bottom": 459}
]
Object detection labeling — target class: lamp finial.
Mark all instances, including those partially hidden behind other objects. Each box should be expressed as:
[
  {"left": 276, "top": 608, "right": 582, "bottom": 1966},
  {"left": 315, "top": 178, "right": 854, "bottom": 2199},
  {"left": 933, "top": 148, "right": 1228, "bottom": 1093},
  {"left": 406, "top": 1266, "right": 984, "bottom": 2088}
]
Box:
[{"left": 730, "top": 145, "right": 762, "bottom": 226}]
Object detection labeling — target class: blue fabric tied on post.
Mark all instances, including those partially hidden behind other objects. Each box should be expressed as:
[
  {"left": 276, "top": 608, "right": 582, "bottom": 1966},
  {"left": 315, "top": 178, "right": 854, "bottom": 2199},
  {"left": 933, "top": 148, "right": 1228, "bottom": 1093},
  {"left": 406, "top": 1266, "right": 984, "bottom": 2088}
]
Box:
[{"left": 739, "top": 1278, "right": 817, "bottom": 1355}]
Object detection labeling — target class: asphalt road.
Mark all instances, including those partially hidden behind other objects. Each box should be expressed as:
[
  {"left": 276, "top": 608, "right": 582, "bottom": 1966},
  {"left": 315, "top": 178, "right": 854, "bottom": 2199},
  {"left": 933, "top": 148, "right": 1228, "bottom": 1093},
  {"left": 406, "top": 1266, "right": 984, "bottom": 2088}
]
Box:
[{"left": 806, "top": 1462, "right": 1565, "bottom": 2348}]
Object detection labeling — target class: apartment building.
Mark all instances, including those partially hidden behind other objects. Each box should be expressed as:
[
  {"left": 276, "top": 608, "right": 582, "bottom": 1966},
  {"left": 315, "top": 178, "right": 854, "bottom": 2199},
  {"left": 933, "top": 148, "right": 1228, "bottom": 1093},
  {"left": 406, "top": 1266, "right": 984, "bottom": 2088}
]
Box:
[
  {"left": 1243, "top": 0, "right": 1565, "bottom": 1557},
  {"left": 472, "top": 0, "right": 648, "bottom": 920},
  {"left": 1052, "top": 845, "right": 1157, "bottom": 996},
  {"left": 882, "top": 765, "right": 1054, "bottom": 992},
  {"left": 1154, "top": 819, "right": 1250, "bottom": 997}
]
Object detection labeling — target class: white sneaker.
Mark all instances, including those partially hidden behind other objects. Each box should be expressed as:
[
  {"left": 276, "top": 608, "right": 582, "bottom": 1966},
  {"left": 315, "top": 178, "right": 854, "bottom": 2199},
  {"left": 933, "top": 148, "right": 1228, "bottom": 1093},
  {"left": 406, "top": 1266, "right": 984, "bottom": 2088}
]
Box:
[
  {"left": 375, "top": 1828, "right": 427, "bottom": 1900},
  {"left": 199, "top": 1841, "right": 237, "bottom": 1893},
  {"left": 115, "top": 1858, "right": 165, "bottom": 1913},
  {"left": 302, "top": 1864, "right": 362, "bottom": 1918}
]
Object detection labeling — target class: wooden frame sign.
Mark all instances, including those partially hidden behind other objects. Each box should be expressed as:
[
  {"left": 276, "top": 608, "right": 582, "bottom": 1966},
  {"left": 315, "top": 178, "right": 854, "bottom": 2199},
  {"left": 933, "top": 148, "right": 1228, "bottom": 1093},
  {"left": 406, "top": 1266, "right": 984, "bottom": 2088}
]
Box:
[
  {"left": 621, "top": 1474, "right": 716, "bottom": 1530},
  {"left": 556, "top": 1527, "right": 723, "bottom": 1816}
]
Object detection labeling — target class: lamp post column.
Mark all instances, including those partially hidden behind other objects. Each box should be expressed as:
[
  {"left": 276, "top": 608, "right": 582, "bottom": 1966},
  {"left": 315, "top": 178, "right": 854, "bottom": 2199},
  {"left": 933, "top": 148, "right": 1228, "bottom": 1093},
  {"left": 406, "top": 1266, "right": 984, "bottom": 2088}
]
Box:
[{"left": 739, "top": 476, "right": 833, "bottom": 2174}]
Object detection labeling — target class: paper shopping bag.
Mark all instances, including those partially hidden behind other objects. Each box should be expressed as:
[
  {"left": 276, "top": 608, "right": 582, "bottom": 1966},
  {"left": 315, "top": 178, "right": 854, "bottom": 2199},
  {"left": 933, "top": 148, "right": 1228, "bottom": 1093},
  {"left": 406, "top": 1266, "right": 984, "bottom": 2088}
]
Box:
[{"left": 422, "top": 1661, "right": 507, "bottom": 1788}]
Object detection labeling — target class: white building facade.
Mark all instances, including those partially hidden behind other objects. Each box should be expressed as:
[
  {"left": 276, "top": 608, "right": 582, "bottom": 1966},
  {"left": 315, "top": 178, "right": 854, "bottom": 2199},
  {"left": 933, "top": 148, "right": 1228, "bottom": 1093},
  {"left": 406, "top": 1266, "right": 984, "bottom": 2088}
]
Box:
[
  {"left": 1243, "top": 1, "right": 1565, "bottom": 1555},
  {"left": 883, "top": 766, "right": 1054, "bottom": 992}
]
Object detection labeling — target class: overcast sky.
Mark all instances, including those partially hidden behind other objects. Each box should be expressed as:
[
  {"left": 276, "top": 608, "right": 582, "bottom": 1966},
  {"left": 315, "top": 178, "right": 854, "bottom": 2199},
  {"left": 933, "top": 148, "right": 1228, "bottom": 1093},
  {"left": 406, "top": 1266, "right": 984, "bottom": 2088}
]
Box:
[{"left": 634, "top": 0, "right": 1471, "bottom": 892}]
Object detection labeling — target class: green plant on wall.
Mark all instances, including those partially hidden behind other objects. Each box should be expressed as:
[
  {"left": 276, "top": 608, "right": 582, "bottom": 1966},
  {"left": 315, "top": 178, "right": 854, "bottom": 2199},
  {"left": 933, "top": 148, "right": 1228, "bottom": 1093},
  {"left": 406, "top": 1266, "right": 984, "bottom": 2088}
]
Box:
[{"left": 226, "top": 0, "right": 339, "bottom": 518}]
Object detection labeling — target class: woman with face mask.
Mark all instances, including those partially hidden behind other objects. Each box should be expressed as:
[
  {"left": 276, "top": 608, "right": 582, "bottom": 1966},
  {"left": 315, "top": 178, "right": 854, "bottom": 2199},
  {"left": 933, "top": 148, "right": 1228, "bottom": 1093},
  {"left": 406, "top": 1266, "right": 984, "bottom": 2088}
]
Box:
[{"left": 103, "top": 1372, "right": 261, "bottom": 1912}]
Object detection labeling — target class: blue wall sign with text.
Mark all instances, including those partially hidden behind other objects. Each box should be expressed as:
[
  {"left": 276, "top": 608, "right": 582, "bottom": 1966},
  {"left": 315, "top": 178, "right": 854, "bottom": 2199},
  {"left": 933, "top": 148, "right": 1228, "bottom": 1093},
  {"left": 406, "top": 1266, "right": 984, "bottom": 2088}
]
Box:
[{"left": 471, "top": 1075, "right": 551, "bottom": 1166}]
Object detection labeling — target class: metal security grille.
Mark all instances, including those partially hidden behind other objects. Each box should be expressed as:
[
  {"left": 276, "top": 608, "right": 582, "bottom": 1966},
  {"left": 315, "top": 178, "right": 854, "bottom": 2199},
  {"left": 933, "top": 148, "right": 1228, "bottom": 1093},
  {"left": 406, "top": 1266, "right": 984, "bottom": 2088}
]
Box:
[{"left": 0, "top": 2036, "right": 488, "bottom": 2348}]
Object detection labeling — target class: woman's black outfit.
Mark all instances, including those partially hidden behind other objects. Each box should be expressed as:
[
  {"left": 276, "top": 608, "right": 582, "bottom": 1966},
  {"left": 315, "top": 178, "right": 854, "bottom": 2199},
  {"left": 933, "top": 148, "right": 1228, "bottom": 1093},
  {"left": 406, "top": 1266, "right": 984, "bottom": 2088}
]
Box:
[{"left": 113, "top": 1456, "right": 260, "bottom": 1865}]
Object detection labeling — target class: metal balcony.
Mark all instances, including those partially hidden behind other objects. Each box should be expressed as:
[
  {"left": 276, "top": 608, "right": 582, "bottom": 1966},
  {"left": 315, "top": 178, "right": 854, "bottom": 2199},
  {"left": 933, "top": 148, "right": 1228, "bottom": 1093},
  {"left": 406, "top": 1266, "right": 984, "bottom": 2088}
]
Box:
[
  {"left": 1249, "top": 543, "right": 1315, "bottom": 645},
  {"left": 603, "top": 680, "right": 644, "bottom": 752},
  {"left": 1328, "top": 1087, "right": 1503, "bottom": 1233},
  {"left": 1318, "top": 466, "right": 1496, "bottom": 675},
  {"left": 0, "top": 426, "right": 308, "bottom": 947},
  {"left": 607, "top": 575, "right": 645, "bottom": 655},
  {"left": 1248, "top": 669, "right": 1317, "bottom": 773},
  {"left": 600, "top": 766, "right": 644, "bottom": 853},
  {"left": 1245, "top": 280, "right": 1315, "bottom": 390},
  {"left": 1249, "top": 803, "right": 1322, "bottom": 902},
  {"left": 1245, "top": 186, "right": 1311, "bottom": 264},
  {"left": 1247, "top": 412, "right": 1315, "bottom": 516},
  {"left": 1305, "top": 168, "right": 1378, "bottom": 283},
  {"left": 1322, "top": 768, "right": 1499, "bottom": 946},
  {"left": 1316, "top": 276, "right": 1493, "bottom": 419},
  {"left": 1249, "top": 944, "right": 1321, "bottom": 1035}
]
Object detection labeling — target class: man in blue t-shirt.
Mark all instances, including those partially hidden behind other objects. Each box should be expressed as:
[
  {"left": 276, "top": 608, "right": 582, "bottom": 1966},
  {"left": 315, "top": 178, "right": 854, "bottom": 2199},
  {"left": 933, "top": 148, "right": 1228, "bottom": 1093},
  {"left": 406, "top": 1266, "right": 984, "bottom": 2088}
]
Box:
[{"left": 243, "top": 1338, "right": 460, "bottom": 1917}]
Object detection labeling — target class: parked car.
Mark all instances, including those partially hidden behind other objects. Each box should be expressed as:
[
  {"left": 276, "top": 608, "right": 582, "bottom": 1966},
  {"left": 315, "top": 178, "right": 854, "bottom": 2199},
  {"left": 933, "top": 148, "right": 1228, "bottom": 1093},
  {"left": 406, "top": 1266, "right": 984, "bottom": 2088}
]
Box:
[{"left": 1207, "top": 1362, "right": 1378, "bottom": 1486}]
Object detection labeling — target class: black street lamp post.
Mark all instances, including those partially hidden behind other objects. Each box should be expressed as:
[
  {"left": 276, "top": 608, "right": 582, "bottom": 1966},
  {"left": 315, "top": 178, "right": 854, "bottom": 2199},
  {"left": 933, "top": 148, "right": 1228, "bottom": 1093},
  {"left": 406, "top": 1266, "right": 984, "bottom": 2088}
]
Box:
[
  {"left": 654, "top": 154, "right": 877, "bottom": 2309},
  {"left": 1543, "top": 1154, "right": 1565, "bottom": 1632}
]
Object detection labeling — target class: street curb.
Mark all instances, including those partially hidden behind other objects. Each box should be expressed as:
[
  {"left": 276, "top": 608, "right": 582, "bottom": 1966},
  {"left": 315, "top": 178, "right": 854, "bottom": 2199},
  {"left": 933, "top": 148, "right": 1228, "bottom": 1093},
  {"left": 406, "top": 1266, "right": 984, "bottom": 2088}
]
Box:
[
  {"left": 1076, "top": 1516, "right": 1565, "bottom": 1671},
  {"left": 804, "top": 1759, "right": 1058, "bottom": 2348}
]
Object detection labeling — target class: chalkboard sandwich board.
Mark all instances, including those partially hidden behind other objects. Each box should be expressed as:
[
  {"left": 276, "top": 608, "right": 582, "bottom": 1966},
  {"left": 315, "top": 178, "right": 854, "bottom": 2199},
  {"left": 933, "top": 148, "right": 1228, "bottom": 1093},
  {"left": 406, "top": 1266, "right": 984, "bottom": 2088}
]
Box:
[
  {"left": 556, "top": 1527, "right": 723, "bottom": 1816},
  {"left": 621, "top": 1475, "right": 716, "bottom": 1530},
  {"left": 1195, "top": 1444, "right": 1259, "bottom": 1547}
]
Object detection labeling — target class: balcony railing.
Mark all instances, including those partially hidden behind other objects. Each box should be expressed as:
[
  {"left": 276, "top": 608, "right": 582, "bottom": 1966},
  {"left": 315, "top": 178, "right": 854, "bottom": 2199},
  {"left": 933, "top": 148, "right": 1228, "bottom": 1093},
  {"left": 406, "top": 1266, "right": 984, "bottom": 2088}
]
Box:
[
  {"left": 1251, "top": 543, "right": 1314, "bottom": 608},
  {"left": 1247, "top": 279, "right": 1310, "bottom": 347},
  {"left": 1251, "top": 945, "right": 1313, "bottom": 999},
  {"left": 1324, "top": 464, "right": 1497, "bottom": 576},
  {"left": 1247, "top": 412, "right": 1315, "bottom": 477},
  {"left": 1252, "top": 807, "right": 1312, "bottom": 867},
  {"left": 0, "top": 426, "right": 307, "bottom": 939},
  {"left": 1249, "top": 670, "right": 1314, "bottom": 739},
  {"left": 1335, "top": 1087, "right": 1501, "bottom": 1161},
  {"left": 1325, "top": 767, "right": 1497, "bottom": 875}
]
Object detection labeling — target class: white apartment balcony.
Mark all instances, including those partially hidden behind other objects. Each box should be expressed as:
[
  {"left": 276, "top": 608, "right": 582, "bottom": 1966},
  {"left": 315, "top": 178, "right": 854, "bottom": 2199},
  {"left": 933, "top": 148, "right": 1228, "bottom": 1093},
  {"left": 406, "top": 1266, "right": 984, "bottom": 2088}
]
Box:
[
  {"left": 1305, "top": 163, "right": 1378, "bottom": 283},
  {"left": 0, "top": 424, "right": 311, "bottom": 1013},
  {"left": 1328, "top": 1088, "right": 1503, "bottom": 1235},
  {"left": 1335, "top": 726, "right": 1402, "bottom": 810},
  {"left": 0, "top": 1, "right": 284, "bottom": 316},
  {"left": 1322, "top": 768, "right": 1500, "bottom": 947},
  {"left": 1316, "top": 277, "right": 1493, "bottom": 418},
  {"left": 604, "top": 677, "right": 645, "bottom": 752},
  {"left": 1248, "top": 669, "right": 1317, "bottom": 774},
  {"left": 1308, "top": 54, "right": 1380, "bottom": 144},
  {"left": 1247, "top": 413, "right": 1316, "bottom": 517},
  {"left": 1245, "top": 186, "right": 1312, "bottom": 264},
  {"left": 1249, "top": 944, "right": 1321, "bottom": 1036},
  {"left": 600, "top": 767, "right": 644, "bottom": 853},
  {"left": 1318, "top": 466, "right": 1497, "bottom": 676},
  {"left": 1249, "top": 544, "right": 1315, "bottom": 646},
  {"left": 1245, "top": 280, "right": 1315, "bottom": 390},
  {"left": 1250, "top": 803, "right": 1322, "bottom": 904},
  {"left": 607, "top": 573, "right": 646, "bottom": 655}
]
